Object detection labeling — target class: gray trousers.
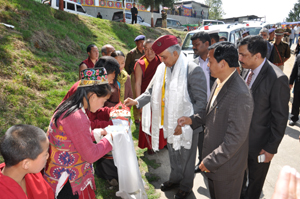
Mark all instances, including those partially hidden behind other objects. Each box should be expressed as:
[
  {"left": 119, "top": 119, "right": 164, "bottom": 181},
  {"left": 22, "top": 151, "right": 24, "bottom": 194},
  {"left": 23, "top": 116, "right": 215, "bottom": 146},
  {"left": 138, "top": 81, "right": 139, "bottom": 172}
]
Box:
[{"left": 167, "top": 132, "right": 198, "bottom": 192}]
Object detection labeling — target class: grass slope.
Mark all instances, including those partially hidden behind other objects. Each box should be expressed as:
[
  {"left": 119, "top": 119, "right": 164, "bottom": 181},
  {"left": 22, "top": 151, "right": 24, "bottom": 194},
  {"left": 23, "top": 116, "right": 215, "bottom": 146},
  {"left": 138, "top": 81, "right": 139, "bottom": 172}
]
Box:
[{"left": 0, "top": 0, "right": 186, "bottom": 198}]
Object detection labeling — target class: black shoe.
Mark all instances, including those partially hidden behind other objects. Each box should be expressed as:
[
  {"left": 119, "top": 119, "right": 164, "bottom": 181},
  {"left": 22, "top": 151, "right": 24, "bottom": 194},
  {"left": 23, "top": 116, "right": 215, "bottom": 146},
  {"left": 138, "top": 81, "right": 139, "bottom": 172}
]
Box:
[
  {"left": 160, "top": 181, "right": 179, "bottom": 192},
  {"left": 194, "top": 164, "right": 201, "bottom": 173},
  {"left": 174, "top": 189, "right": 192, "bottom": 199},
  {"left": 289, "top": 120, "right": 296, "bottom": 126}
]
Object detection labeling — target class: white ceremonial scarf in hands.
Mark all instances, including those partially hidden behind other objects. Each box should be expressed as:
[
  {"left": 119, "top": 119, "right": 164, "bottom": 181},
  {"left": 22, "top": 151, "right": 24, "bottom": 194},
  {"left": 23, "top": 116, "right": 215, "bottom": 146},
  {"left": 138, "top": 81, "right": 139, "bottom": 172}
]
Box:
[
  {"left": 150, "top": 52, "right": 194, "bottom": 151},
  {"left": 105, "top": 122, "right": 147, "bottom": 199}
]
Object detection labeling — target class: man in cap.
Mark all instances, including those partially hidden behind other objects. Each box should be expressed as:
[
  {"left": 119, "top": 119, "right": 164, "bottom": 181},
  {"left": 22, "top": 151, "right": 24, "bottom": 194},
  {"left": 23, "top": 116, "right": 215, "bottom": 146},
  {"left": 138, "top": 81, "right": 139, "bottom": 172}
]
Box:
[
  {"left": 125, "top": 35, "right": 207, "bottom": 199},
  {"left": 101, "top": 44, "right": 115, "bottom": 56},
  {"left": 178, "top": 42, "right": 254, "bottom": 199},
  {"left": 259, "top": 28, "right": 274, "bottom": 61},
  {"left": 239, "top": 35, "right": 289, "bottom": 199},
  {"left": 242, "top": 30, "right": 250, "bottom": 38},
  {"left": 271, "top": 28, "right": 290, "bottom": 71},
  {"left": 268, "top": 28, "right": 276, "bottom": 42},
  {"left": 125, "top": 35, "right": 145, "bottom": 124}
]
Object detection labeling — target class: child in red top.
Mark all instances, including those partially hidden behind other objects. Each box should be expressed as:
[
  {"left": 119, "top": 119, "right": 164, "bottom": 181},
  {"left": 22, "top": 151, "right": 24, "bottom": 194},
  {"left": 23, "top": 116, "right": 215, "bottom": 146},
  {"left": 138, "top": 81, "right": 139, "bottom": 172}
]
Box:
[{"left": 0, "top": 124, "right": 54, "bottom": 199}]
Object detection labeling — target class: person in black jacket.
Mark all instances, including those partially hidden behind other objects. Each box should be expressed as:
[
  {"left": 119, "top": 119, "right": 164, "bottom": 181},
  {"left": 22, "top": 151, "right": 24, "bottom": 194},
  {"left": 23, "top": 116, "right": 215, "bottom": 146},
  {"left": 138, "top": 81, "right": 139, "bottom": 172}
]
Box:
[
  {"left": 131, "top": 3, "right": 138, "bottom": 24},
  {"left": 289, "top": 54, "right": 300, "bottom": 126}
]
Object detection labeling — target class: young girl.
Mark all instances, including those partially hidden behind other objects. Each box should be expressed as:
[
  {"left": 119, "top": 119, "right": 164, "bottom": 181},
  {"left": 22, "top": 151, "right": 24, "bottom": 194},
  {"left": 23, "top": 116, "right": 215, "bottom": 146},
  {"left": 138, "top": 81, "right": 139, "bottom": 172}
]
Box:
[
  {"left": 44, "top": 67, "right": 113, "bottom": 199},
  {"left": 111, "top": 51, "right": 133, "bottom": 105}
]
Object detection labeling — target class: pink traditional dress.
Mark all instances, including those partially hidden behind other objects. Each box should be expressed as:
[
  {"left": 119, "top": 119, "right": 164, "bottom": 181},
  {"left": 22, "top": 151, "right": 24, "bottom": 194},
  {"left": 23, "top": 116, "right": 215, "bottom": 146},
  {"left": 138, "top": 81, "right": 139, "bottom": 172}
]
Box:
[{"left": 44, "top": 107, "right": 112, "bottom": 199}]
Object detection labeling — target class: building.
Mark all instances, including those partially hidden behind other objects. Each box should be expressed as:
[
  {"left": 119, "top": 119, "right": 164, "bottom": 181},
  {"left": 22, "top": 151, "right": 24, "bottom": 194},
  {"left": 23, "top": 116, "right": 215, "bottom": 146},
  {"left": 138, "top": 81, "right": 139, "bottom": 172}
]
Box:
[
  {"left": 220, "top": 15, "right": 264, "bottom": 24},
  {"left": 173, "top": 1, "right": 209, "bottom": 19}
]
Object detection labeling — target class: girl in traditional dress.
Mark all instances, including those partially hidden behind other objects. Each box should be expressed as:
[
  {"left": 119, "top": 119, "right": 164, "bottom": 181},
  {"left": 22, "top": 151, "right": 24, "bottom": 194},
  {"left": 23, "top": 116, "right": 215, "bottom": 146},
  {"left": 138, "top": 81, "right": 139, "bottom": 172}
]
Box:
[{"left": 44, "top": 67, "right": 113, "bottom": 199}]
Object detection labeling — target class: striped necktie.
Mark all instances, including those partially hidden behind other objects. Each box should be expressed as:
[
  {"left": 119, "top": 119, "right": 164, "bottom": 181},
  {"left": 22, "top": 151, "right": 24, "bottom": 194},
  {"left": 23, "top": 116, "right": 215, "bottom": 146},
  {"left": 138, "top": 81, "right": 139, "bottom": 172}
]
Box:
[{"left": 246, "top": 70, "right": 254, "bottom": 86}]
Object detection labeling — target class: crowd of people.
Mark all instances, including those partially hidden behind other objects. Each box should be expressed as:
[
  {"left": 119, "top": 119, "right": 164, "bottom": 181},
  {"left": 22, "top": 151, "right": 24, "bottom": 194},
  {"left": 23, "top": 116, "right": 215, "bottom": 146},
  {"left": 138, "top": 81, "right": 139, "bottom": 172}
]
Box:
[{"left": 1, "top": 26, "right": 300, "bottom": 199}]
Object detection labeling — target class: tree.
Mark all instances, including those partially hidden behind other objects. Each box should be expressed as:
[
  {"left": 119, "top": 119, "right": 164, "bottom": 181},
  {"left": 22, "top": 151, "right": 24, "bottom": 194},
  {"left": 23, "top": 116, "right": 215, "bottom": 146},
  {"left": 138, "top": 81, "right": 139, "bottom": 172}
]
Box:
[
  {"left": 205, "top": 0, "right": 225, "bottom": 20},
  {"left": 286, "top": 1, "right": 300, "bottom": 22},
  {"left": 138, "top": 0, "right": 174, "bottom": 27}
]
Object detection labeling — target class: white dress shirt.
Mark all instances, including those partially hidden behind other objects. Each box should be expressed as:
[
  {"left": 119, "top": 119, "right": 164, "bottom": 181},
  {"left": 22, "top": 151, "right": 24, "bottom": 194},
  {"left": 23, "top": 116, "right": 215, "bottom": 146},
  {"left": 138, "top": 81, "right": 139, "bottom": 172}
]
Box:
[
  {"left": 245, "top": 58, "right": 266, "bottom": 88},
  {"left": 199, "top": 56, "right": 211, "bottom": 102}
]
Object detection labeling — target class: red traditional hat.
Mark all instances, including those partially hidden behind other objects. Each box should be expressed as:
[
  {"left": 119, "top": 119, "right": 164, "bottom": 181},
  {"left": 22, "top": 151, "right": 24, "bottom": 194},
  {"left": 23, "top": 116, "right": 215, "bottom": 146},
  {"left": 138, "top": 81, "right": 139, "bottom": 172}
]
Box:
[{"left": 152, "top": 35, "right": 178, "bottom": 55}]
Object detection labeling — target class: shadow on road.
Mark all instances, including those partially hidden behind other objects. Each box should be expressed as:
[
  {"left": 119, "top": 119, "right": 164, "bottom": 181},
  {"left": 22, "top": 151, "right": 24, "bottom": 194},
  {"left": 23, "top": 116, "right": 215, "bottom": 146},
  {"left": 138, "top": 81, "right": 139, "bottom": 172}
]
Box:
[{"left": 285, "top": 125, "right": 300, "bottom": 140}]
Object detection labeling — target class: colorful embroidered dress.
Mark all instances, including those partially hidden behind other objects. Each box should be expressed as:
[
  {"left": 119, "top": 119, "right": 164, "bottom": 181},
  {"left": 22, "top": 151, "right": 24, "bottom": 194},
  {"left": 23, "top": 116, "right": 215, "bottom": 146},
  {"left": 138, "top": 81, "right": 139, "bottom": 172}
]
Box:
[{"left": 44, "top": 107, "right": 112, "bottom": 196}]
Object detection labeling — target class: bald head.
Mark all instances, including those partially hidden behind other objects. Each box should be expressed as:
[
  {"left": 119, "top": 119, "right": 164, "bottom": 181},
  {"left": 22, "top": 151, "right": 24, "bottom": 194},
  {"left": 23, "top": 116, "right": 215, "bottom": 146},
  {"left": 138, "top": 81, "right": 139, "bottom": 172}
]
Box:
[{"left": 101, "top": 44, "right": 115, "bottom": 56}]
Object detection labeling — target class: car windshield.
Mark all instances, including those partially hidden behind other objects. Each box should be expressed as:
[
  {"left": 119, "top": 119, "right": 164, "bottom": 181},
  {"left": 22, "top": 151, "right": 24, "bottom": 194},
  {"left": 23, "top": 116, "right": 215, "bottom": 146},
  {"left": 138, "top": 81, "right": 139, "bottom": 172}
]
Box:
[
  {"left": 156, "top": 19, "right": 162, "bottom": 27},
  {"left": 245, "top": 27, "right": 262, "bottom": 35},
  {"left": 182, "top": 32, "right": 228, "bottom": 50},
  {"left": 204, "top": 21, "right": 218, "bottom": 26}
]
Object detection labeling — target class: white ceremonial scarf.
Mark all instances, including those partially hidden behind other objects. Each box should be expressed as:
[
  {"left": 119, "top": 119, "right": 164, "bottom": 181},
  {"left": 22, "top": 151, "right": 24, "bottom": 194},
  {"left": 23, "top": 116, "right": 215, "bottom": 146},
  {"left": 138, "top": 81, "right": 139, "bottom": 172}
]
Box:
[
  {"left": 106, "top": 124, "right": 147, "bottom": 199},
  {"left": 146, "top": 52, "right": 194, "bottom": 151}
]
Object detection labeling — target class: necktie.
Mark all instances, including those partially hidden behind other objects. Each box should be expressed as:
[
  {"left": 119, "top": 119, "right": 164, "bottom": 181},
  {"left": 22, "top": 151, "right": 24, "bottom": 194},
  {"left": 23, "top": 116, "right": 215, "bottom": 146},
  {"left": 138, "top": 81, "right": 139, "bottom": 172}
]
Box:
[{"left": 246, "top": 70, "right": 254, "bottom": 86}]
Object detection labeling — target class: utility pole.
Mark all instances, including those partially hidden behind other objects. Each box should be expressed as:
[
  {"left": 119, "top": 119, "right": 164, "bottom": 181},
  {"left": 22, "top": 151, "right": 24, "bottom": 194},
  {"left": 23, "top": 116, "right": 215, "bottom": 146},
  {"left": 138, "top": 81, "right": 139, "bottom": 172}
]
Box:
[{"left": 59, "top": 0, "right": 64, "bottom": 11}]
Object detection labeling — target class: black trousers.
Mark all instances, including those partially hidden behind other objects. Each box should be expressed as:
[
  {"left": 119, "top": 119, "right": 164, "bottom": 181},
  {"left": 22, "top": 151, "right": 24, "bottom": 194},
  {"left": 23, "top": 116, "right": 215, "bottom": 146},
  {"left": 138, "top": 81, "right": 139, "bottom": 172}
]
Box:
[
  {"left": 131, "top": 15, "right": 137, "bottom": 24},
  {"left": 291, "top": 83, "right": 300, "bottom": 122},
  {"left": 241, "top": 154, "right": 270, "bottom": 199},
  {"left": 196, "top": 130, "right": 204, "bottom": 165},
  {"left": 208, "top": 173, "right": 244, "bottom": 199},
  {"left": 95, "top": 157, "right": 118, "bottom": 181}
]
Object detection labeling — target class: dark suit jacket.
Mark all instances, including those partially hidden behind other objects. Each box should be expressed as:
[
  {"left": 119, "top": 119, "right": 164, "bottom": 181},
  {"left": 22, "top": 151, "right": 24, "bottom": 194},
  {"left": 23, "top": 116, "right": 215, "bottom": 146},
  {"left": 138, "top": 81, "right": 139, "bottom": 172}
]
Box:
[
  {"left": 193, "top": 57, "right": 216, "bottom": 89},
  {"left": 289, "top": 54, "right": 300, "bottom": 90},
  {"left": 242, "top": 60, "right": 290, "bottom": 158},
  {"left": 190, "top": 70, "right": 254, "bottom": 181}
]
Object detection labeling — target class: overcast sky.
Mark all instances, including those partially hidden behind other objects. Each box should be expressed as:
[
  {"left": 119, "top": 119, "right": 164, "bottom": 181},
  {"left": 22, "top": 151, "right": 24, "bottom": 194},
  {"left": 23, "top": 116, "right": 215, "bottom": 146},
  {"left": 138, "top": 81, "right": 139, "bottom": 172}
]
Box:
[{"left": 198, "top": 0, "right": 298, "bottom": 23}]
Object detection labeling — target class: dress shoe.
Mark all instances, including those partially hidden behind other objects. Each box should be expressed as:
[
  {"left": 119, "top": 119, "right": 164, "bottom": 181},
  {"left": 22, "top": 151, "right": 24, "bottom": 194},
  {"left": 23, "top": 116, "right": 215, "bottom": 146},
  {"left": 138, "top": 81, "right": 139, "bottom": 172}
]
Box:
[
  {"left": 147, "top": 149, "right": 155, "bottom": 155},
  {"left": 160, "top": 181, "right": 179, "bottom": 192},
  {"left": 174, "top": 189, "right": 191, "bottom": 199},
  {"left": 194, "top": 164, "right": 201, "bottom": 173},
  {"left": 289, "top": 120, "right": 296, "bottom": 126}
]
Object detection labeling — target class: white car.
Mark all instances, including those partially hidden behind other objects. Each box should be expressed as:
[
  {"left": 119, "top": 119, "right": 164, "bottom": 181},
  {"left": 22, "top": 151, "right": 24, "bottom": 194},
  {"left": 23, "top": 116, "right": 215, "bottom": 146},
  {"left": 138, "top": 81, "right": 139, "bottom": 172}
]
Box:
[
  {"left": 181, "top": 24, "right": 245, "bottom": 60},
  {"left": 112, "top": 11, "right": 150, "bottom": 27},
  {"left": 46, "top": 0, "right": 93, "bottom": 17}
]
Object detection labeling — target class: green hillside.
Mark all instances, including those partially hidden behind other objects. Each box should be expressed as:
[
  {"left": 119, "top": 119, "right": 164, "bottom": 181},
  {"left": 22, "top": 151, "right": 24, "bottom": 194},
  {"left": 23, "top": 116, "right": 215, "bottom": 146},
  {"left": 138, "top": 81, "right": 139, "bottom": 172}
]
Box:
[
  {"left": 0, "top": 0, "right": 185, "bottom": 136},
  {"left": 0, "top": 0, "right": 186, "bottom": 198}
]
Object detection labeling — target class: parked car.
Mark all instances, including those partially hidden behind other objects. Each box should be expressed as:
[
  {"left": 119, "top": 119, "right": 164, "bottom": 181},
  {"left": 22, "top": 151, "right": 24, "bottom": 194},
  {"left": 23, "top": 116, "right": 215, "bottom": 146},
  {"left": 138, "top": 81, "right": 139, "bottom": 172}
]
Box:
[
  {"left": 155, "top": 18, "right": 188, "bottom": 31},
  {"left": 201, "top": 19, "right": 225, "bottom": 26},
  {"left": 46, "top": 0, "right": 93, "bottom": 17},
  {"left": 112, "top": 11, "right": 151, "bottom": 27},
  {"left": 181, "top": 24, "right": 245, "bottom": 60}
]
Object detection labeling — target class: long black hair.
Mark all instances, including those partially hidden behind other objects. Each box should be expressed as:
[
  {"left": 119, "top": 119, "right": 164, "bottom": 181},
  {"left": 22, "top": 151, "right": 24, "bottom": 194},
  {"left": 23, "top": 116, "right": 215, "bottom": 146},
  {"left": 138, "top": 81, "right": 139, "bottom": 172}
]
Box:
[
  {"left": 53, "top": 83, "right": 111, "bottom": 127},
  {"left": 95, "top": 56, "right": 120, "bottom": 84}
]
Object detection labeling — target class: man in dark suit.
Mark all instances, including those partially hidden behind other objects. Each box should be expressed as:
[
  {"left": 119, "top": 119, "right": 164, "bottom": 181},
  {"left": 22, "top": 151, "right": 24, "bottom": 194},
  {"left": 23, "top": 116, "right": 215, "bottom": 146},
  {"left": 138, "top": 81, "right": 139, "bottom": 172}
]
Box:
[
  {"left": 178, "top": 42, "right": 254, "bottom": 199},
  {"left": 288, "top": 54, "right": 300, "bottom": 126},
  {"left": 191, "top": 31, "right": 216, "bottom": 173},
  {"left": 131, "top": 3, "right": 138, "bottom": 24},
  {"left": 239, "top": 35, "right": 290, "bottom": 199}
]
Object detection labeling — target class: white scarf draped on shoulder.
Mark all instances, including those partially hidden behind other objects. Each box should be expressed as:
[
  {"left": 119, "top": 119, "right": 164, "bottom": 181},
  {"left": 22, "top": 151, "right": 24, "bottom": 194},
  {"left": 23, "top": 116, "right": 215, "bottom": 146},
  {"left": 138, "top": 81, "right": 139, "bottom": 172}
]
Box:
[{"left": 142, "top": 52, "right": 194, "bottom": 151}]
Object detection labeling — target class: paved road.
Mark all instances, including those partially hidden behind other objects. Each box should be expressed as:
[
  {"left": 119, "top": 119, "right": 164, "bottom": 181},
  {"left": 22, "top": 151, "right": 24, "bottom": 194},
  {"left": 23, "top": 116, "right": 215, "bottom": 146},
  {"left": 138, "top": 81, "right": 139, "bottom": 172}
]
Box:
[{"left": 145, "top": 50, "right": 300, "bottom": 199}]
